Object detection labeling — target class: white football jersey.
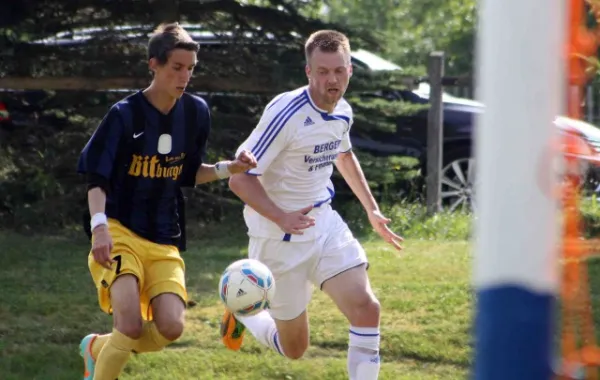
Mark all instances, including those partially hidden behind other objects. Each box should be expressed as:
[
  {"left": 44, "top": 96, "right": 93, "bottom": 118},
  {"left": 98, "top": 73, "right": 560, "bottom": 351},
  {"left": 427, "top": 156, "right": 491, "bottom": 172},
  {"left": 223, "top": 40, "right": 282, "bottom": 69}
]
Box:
[{"left": 236, "top": 85, "right": 353, "bottom": 241}]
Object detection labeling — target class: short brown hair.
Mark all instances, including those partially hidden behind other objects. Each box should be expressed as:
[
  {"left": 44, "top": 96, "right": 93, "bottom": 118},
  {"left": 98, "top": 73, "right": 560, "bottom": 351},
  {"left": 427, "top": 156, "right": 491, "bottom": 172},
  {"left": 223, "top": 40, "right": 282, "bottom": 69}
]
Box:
[
  {"left": 304, "top": 30, "right": 351, "bottom": 62},
  {"left": 147, "top": 22, "right": 199, "bottom": 64}
]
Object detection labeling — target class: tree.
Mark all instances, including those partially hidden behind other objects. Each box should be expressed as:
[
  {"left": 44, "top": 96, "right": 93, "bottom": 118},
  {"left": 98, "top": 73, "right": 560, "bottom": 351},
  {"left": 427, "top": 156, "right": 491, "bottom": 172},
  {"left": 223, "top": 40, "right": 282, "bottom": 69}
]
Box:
[
  {"left": 0, "top": 0, "right": 418, "bottom": 233},
  {"left": 322, "top": 0, "right": 477, "bottom": 75}
]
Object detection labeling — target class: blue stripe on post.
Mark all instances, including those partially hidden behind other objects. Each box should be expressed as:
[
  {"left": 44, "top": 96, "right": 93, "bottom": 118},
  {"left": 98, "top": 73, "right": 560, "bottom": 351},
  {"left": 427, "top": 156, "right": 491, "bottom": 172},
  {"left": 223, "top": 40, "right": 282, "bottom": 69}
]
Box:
[{"left": 473, "top": 285, "right": 554, "bottom": 380}]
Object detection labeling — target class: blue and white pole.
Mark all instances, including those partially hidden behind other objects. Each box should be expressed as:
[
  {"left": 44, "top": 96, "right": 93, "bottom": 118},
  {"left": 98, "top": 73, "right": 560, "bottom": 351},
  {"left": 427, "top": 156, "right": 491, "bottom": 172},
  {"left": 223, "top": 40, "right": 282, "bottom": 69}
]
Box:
[{"left": 472, "top": 0, "right": 565, "bottom": 379}]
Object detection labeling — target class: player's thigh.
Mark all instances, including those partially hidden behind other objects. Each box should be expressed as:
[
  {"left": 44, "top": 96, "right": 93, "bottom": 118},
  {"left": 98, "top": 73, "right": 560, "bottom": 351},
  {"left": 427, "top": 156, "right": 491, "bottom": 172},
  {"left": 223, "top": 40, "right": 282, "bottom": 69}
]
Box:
[
  {"left": 248, "top": 237, "right": 315, "bottom": 321},
  {"left": 142, "top": 243, "right": 187, "bottom": 321},
  {"left": 321, "top": 263, "right": 381, "bottom": 327},
  {"left": 88, "top": 231, "right": 145, "bottom": 320},
  {"left": 151, "top": 293, "right": 186, "bottom": 341},
  {"left": 315, "top": 215, "right": 379, "bottom": 325},
  {"left": 248, "top": 236, "right": 317, "bottom": 275},
  {"left": 265, "top": 257, "right": 313, "bottom": 358},
  {"left": 312, "top": 212, "right": 368, "bottom": 291},
  {"left": 110, "top": 274, "right": 144, "bottom": 338},
  {"left": 268, "top": 266, "right": 313, "bottom": 322},
  {"left": 248, "top": 237, "right": 313, "bottom": 356}
]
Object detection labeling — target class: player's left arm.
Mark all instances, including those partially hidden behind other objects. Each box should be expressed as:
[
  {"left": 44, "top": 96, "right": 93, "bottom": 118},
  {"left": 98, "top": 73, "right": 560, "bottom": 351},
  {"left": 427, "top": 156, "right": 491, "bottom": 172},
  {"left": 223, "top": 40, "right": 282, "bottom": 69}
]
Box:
[
  {"left": 194, "top": 151, "right": 257, "bottom": 185},
  {"left": 335, "top": 132, "right": 403, "bottom": 250}
]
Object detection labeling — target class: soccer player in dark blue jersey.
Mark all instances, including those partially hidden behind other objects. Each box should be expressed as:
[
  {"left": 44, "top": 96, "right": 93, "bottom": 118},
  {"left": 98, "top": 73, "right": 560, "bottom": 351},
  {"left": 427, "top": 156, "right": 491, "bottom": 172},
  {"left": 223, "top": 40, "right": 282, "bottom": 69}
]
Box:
[{"left": 76, "top": 22, "right": 257, "bottom": 380}]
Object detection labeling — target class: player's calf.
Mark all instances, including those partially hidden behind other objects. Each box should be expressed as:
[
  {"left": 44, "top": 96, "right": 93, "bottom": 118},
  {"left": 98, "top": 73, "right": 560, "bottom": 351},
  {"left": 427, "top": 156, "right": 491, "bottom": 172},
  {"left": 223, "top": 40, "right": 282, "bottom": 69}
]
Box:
[
  {"left": 273, "top": 316, "right": 310, "bottom": 360},
  {"left": 231, "top": 309, "right": 310, "bottom": 360},
  {"left": 322, "top": 265, "right": 382, "bottom": 380},
  {"left": 94, "top": 274, "right": 142, "bottom": 380}
]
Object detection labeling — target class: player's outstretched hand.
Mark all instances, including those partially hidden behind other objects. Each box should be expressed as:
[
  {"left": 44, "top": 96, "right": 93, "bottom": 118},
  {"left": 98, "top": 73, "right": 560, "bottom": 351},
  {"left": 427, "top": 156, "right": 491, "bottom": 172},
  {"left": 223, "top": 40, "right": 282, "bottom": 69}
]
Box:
[
  {"left": 276, "top": 205, "right": 316, "bottom": 235},
  {"left": 228, "top": 150, "right": 258, "bottom": 174},
  {"left": 368, "top": 209, "right": 403, "bottom": 251},
  {"left": 92, "top": 225, "right": 115, "bottom": 270}
]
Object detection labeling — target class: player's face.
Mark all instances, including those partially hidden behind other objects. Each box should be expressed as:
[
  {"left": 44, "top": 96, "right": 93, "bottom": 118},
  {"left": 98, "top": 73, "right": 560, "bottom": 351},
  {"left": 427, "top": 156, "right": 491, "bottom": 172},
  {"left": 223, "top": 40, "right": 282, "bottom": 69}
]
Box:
[
  {"left": 306, "top": 48, "right": 352, "bottom": 108},
  {"left": 150, "top": 48, "right": 197, "bottom": 99}
]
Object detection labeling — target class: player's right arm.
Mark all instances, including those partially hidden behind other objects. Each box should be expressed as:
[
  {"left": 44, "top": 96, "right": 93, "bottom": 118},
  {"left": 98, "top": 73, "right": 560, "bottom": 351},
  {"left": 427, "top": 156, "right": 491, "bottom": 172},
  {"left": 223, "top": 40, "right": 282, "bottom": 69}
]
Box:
[
  {"left": 77, "top": 106, "right": 124, "bottom": 269},
  {"left": 228, "top": 93, "right": 315, "bottom": 234},
  {"left": 229, "top": 174, "right": 315, "bottom": 235}
]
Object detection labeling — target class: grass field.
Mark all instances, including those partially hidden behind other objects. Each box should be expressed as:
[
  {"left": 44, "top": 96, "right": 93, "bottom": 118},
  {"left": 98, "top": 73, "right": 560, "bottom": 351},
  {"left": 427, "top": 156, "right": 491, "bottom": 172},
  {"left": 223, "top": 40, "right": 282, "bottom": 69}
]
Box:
[{"left": 0, "top": 231, "right": 473, "bottom": 379}]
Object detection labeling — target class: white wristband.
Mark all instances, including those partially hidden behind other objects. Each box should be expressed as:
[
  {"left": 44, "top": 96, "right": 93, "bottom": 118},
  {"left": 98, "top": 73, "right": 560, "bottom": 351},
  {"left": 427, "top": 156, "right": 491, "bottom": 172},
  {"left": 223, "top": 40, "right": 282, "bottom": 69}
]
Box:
[
  {"left": 215, "top": 161, "right": 232, "bottom": 179},
  {"left": 90, "top": 212, "right": 108, "bottom": 231}
]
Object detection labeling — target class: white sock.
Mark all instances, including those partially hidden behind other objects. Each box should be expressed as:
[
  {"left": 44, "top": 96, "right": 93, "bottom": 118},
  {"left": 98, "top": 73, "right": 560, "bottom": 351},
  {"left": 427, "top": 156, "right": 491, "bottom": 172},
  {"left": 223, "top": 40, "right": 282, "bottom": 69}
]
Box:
[
  {"left": 236, "top": 311, "right": 285, "bottom": 356},
  {"left": 347, "top": 326, "right": 381, "bottom": 380}
]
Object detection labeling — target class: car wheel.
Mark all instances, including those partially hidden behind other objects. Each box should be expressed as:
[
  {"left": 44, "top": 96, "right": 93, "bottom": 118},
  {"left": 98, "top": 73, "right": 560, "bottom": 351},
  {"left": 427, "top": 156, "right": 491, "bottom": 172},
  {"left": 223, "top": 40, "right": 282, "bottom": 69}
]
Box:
[{"left": 440, "top": 148, "right": 475, "bottom": 212}]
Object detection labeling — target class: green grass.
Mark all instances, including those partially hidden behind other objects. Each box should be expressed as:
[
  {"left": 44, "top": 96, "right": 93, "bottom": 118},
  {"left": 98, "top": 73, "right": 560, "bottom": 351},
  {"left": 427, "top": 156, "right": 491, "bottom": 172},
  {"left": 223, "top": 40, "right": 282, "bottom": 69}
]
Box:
[{"left": 0, "top": 232, "right": 473, "bottom": 379}]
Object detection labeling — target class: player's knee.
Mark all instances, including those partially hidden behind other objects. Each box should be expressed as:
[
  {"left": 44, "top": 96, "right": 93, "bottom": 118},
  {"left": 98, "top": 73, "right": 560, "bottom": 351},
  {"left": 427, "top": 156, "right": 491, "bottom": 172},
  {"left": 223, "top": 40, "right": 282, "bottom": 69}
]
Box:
[
  {"left": 156, "top": 318, "right": 184, "bottom": 341},
  {"left": 115, "top": 317, "right": 144, "bottom": 339},
  {"left": 349, "top": 295, "right": 380, "bottom": 326},
  {"left": 279, "top": 331, "right": 310, "bottom": 360},
  {"left": 283, "top": 342, "right": 309, "bottom": 360}
]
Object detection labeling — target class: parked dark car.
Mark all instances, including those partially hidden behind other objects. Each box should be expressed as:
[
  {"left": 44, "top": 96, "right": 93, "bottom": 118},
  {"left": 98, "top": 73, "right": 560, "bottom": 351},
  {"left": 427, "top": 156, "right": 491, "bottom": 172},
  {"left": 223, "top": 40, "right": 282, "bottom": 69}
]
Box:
[{"left": 348, "top": 52, "right": 600, "bottom": 209}]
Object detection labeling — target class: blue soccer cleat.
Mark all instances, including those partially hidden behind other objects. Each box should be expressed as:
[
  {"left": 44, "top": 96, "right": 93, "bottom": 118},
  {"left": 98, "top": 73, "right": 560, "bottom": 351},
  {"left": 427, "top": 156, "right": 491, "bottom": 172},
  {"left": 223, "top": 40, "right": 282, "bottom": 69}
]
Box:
[{"left": 79, "top": 333, "right": 98, "bottom": 380}]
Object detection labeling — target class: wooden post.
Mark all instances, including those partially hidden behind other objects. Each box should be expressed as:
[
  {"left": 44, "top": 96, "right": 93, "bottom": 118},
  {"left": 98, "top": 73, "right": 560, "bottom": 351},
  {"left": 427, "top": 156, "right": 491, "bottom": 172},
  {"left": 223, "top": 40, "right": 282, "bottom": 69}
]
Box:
[{"left": 426, "top": 51, "right": 445, "bottom": 215}]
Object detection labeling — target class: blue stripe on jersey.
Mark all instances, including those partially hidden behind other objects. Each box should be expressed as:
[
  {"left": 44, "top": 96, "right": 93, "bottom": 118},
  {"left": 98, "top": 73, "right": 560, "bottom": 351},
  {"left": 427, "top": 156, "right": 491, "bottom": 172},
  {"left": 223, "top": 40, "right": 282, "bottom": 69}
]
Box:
[
  {"left": 282, "top": 188, "right": 335, "bottom": 242},
  {"left": 254, "top": 96, "right": 308, "bottom": 162},
  {"left": 314, "top": 187, "right": 335, "bottom": 207},
  {"left": 251, "top": 92, "right": 306, "bottom": 159},
  {"left": 304, "top": 89, "right": 350, "bottom": 126},
  {"left": 256, "top": 99, "right": 308, "bottom": 161},
  {"left": 328, "top": 114, "right": 350, "bottom": 124}
]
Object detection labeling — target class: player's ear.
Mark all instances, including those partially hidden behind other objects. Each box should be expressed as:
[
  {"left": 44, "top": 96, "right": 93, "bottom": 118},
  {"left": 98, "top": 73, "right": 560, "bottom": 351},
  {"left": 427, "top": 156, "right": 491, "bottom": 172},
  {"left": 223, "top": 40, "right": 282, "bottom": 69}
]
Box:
[
  {"left": 305, "top": 64, "right": 311, "bottom": 78},
  {"left": 148, "top": 57, "right": 159, "bottom": 75}
]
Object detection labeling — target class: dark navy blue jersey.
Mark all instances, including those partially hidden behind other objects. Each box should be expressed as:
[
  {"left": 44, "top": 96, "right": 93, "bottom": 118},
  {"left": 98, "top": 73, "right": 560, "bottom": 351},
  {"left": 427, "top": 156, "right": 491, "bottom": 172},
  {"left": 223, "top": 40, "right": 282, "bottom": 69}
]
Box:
[{"left": 77, "top": 90, "right": 210, "bottom": 246}]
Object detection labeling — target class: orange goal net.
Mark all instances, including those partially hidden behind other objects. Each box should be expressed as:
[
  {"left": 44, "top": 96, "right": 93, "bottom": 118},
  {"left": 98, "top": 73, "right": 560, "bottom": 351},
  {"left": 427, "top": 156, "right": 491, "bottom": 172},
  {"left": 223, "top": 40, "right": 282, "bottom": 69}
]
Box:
[{"left": 559, "top": 1, "right": 600, "bottom": 379}]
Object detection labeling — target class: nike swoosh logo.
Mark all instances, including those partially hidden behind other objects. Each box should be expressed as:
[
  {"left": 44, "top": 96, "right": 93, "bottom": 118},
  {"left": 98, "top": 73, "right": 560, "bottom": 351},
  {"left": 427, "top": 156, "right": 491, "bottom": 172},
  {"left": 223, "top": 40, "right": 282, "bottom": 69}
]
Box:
[{"left": 133, "top": 132, "right": 144, "bottom": 139}]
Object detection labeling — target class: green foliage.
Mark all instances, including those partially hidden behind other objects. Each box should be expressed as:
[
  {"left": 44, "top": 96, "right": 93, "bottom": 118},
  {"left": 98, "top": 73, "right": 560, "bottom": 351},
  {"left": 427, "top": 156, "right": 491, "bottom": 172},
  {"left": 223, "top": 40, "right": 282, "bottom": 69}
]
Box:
[
  {"left": 339, "top": 200, "right": 472, "bottom": 241},
  {"left": 0, "top": 0, "right": 473, "bottom": 234},
  {"left": 581, "top": 195, "right": 600, "bottom": 238},
  {"left": 337, "top": 194, "right": 600, "bottom": 244},
  {"left": 323, "top": 0, "right": 477, "bottom": 75}
]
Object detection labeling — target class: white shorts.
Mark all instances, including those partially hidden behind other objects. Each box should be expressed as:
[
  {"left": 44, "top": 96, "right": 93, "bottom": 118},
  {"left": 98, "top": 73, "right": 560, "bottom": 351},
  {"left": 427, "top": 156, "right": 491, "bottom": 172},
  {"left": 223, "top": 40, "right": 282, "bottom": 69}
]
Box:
[{"left": 247, "top": 208, "right": 367, "bottom": 321}]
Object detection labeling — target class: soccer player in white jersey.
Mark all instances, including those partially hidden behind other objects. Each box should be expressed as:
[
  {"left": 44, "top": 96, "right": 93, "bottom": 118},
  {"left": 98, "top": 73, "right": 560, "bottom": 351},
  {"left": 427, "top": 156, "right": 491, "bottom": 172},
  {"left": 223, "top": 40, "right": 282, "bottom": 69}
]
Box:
[{"left": 220, "top": 30, "right": 403, "bottom": 380}]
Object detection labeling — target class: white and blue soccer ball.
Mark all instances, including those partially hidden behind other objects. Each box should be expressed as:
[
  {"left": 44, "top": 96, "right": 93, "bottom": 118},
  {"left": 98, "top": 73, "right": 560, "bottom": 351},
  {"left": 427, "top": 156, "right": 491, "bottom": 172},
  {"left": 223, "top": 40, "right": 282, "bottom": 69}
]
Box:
[{"left": 218, "top": 258, "right": 276, "bottom": 316}]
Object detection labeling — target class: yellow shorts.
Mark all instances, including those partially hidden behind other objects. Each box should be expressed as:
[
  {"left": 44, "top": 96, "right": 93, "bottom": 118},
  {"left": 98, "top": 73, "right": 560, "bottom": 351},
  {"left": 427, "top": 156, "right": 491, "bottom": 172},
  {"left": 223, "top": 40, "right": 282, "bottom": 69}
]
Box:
[{"left": 88, "top": 218, "right": 187, "bottom": 321}]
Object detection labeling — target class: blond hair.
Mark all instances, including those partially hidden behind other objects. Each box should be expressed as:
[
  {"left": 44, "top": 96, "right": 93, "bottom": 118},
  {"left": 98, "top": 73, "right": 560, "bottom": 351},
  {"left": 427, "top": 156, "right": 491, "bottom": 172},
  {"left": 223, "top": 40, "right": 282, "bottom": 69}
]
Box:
[{"left": 304, "top": 30, "right": 351, "bottom": 62}]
